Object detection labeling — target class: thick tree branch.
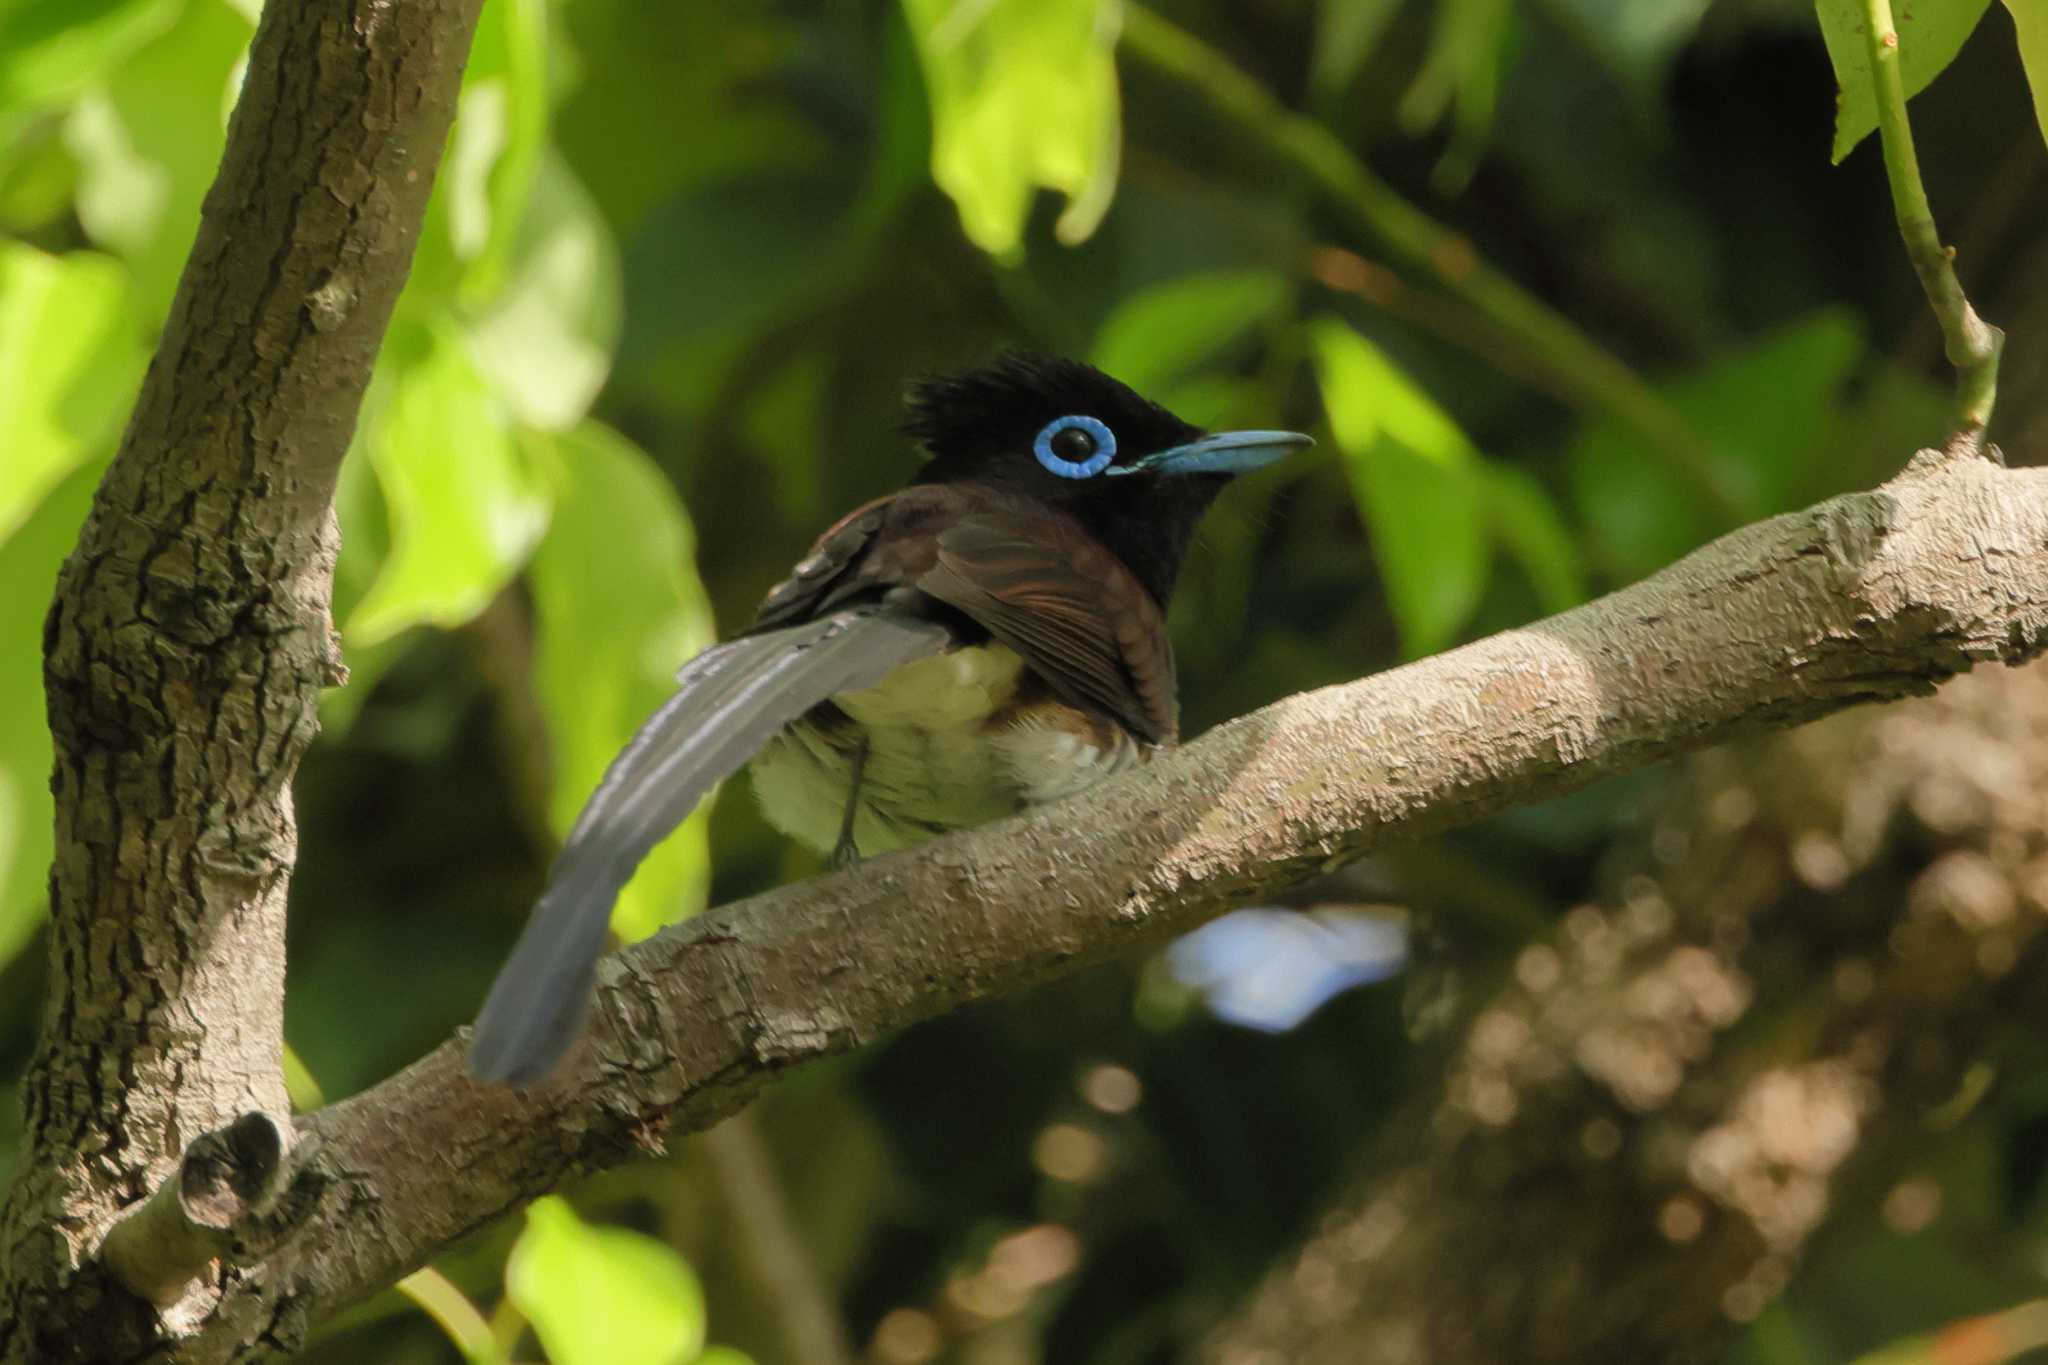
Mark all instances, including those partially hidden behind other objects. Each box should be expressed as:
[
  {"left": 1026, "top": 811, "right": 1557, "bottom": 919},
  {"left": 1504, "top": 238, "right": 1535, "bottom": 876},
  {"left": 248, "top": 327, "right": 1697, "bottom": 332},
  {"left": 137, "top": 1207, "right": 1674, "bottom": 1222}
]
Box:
[
  {"left": 152, "top": 447, "right": 2043, "bottom": 1357},
  {"left": 0, "top": 0, "right": 481, "bottom": 1361}
]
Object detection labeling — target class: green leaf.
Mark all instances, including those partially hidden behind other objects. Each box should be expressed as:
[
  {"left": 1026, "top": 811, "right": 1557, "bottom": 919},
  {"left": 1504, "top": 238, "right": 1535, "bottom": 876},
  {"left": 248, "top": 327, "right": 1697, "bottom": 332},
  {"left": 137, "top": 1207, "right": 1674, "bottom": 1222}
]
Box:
[
  {"left": 0, "top": 244, "right": 141, "bottom": 541},
  {"left": 1310, "top": 0, "right": 1405, "bottom": 99},
  {"left": 1309, "top": 318, "right": 1489, "bottom": 657},
  {"left": 901, "top": 0, "right": 1122, "bottom": 256},
  {"left": 1566, "top": 310, "right": 1865, "bottom": 580},
  {"left": 70, "top": 0, "right": 252, "bottom": 319},
  {"left": 0, "top": 0, "right": 179, "bottom": 114},
  {"left": 2008, "top": 0, "right": 2048, "bottom": 153},
  {"left": 1816, "top": 0, "right": 1994, "bottom": 163},
  {"left": 1484, "top": 464, "right": 1586, "bottom": 613},
  {"left": 506, "top": 1197, "right": 707, "bottom": 1365},
  {"left": 452, "top": 0, "right": 549, "bottom": 301},
  {"left": 1089, "top": 269, "right": 1289, "bottom": 397},
  {"left": 347, "top": 326, "right": 552, "bottom": 646},
  {"left": 1397, "top": 0, "right": 1514, "bottom": 190},
  {"left": 0, "top": 458, "right": 104, "bottom": 973},
  {"left": 527, "top": 423, "right": 716, "bottom": 942},
  {"left": 465, "top": 155, "right": 622, "bottom": 432}
]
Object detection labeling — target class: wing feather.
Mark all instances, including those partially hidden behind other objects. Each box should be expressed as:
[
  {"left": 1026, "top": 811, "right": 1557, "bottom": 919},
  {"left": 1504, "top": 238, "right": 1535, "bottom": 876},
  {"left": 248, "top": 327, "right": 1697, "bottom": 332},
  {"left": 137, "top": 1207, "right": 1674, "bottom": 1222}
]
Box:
[{"left": 468, "top": 605, "right": 950, "bottom": 1084}]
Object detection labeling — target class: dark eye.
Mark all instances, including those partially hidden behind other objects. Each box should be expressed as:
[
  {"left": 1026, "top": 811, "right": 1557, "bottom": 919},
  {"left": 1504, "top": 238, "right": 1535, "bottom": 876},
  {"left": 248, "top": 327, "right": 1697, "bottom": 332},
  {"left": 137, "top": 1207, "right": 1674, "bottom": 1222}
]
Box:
[{"left": 1033, "top": 415, "right": 1116, "bottom": 479}]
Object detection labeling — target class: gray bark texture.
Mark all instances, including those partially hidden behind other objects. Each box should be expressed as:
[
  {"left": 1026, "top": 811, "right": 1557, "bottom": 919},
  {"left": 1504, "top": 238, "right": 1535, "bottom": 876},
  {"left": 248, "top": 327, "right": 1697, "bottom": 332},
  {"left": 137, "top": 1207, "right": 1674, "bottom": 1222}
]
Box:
[
  {"left": 5, "top": 0, "right": 2048, "bottom": 1360},
  {"left": 0, "top": 0, "right": 481, "bottom": 1360},
  {"left": 1201, "top": 651, "right": 2048, "bottom": 1365}
]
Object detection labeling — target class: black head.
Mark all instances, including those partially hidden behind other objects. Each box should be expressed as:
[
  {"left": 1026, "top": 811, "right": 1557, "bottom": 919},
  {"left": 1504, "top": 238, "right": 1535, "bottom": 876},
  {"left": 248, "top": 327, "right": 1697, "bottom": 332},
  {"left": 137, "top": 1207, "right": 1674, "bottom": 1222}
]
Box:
[{"left": 904, "top": 354, "right": 1309, "bottom": 605}]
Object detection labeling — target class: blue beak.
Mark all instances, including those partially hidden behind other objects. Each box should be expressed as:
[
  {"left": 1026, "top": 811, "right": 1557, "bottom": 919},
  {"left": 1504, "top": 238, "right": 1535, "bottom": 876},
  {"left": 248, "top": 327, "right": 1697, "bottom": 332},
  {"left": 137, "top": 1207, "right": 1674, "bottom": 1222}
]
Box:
[{"left": 1110, "top": 429, "right": 1314, "bottom": 477}]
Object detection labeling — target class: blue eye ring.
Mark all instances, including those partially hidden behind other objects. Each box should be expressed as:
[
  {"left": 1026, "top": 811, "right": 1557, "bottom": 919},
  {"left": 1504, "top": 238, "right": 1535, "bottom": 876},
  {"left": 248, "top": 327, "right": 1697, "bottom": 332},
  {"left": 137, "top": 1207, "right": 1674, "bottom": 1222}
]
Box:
[{"left": 1033, "top": 415, "right": 1116, "bottom": 479}]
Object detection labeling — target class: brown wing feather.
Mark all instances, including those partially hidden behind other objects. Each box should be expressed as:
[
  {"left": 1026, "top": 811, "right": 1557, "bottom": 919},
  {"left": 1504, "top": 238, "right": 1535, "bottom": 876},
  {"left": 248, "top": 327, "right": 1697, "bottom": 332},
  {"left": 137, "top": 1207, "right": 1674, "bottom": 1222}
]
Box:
[{"left": 918, "top": 515, "right": 1178, "bottom": 744}]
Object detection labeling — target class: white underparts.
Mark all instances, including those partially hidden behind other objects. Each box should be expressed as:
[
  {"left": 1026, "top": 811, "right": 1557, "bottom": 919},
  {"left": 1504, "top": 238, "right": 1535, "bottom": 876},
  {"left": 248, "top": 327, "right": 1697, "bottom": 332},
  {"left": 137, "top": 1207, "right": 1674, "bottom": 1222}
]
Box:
[{"left": 748, "top": 644, "right": 1141, "bottom": 857}]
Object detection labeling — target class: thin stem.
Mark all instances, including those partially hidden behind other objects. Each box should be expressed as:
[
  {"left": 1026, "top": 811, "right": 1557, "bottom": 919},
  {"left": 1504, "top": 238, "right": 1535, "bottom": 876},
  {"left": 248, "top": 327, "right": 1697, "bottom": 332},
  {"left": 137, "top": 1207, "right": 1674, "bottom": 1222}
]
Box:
[
  {"left": 1861, "top": 0, "right": 2004, "bottom": 442},
  {"left": 1119, "top": 5, "right": 1744, "bottom": 522},
  {"left": 397, "top": 1268, "right": 502, "bottom": 1365}
]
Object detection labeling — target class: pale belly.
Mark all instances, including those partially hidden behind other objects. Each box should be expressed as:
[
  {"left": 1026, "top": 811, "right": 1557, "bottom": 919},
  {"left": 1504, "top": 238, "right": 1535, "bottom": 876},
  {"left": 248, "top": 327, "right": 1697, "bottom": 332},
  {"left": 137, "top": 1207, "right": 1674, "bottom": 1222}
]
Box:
[{"left": 747, "top": 644, "right": 1141, "bottom": 857}]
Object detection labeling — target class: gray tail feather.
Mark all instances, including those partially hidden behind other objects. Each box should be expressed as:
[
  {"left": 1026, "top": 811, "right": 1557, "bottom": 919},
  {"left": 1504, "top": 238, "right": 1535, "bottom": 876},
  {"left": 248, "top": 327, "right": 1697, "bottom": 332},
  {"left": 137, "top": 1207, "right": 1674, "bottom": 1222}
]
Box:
[{"left": 467, "top": 605, "right": 950, "bottom": 1084}]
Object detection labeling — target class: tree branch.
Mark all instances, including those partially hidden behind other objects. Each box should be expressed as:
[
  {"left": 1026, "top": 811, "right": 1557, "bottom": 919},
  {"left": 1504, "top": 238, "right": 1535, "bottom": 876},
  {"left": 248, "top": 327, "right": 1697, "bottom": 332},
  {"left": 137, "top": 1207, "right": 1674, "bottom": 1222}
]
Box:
[
  {"left": 165, "top": 447, "right": 2048, "bottom": 1357},
  {"left": 0, "top": 0, "right": 482, "bottom": 1360}
]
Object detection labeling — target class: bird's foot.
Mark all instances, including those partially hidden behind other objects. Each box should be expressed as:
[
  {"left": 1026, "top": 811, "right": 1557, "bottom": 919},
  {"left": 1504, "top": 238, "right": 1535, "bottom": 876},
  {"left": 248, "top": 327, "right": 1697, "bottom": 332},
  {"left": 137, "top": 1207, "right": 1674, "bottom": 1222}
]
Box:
[{"left": 829, "top": 834, "right": 861, "bottom": 871}]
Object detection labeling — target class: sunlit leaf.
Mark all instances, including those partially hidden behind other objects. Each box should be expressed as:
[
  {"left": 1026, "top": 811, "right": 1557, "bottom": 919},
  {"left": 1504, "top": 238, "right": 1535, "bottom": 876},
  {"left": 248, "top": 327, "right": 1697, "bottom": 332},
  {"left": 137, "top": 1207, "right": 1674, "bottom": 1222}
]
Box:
[
  {"left": 0, "top": 459, "right": 103, "bottom": 973},
  {"left": 506, "top": 1197, "right": 707, "bottom": 1365},
  {"left": 0, "top": 244, "right": 141, "bottom": 541},
  {"left": 901, "top": 0, "right": 1121, "bottom": 256},
  {"left": 67, "top": 0, "right": 251, "bottom": 319},
  {"left": 0, "top": 0, "right": 179, "bottom": 114},
  {"left": 347, "top": 326, "right": 552, "bottom": 646},
  {"left": 1817, "top": 0, "right": 1994, "bottom": 163},
  {"left": 527, "top": 423, "right": 716, "bottom": 942},
  {"left": 454, "top": 0, "right": 548, "bottom": 301},
  {"left": 1309, "top": 318, "right": 1489, "bottom": 657},
  {"left": 2009, "top": 0, "right": 2048, "bottom": 153},
  {"left": 466, "top": 155, "right": 622, "bottom": 431},
  {"left": 1090, "top": 269, "right": 1288, "bottom": 397},
  {"left": 1567, "top": 310, "right": 1865, "bottom": 580}
]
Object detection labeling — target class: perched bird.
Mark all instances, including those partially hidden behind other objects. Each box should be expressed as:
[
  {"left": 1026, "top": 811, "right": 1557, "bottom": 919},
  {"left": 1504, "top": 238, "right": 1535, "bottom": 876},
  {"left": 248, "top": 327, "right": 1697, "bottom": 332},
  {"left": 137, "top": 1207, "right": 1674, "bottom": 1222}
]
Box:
[{"left": 468, "top": 354, "right": 1311, "bottom": 1084}]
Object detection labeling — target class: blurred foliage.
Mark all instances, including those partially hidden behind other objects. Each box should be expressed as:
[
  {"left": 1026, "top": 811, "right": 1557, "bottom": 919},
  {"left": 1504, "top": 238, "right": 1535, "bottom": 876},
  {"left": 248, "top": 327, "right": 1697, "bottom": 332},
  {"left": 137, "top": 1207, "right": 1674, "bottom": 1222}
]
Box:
[
  {"left": 506, "top": 1198, "right": 752, "bottom": 1365},
  {"left": 0, "top": 0, "right": 2045, "bottom": 1361}
]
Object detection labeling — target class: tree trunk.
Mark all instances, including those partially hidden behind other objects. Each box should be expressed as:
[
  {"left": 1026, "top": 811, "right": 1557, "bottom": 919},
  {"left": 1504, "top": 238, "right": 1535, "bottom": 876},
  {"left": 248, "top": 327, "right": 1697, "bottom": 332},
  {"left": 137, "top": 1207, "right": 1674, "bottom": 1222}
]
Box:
[{"left": 0, "top": 2, "right": 480, "bottom": 1360}]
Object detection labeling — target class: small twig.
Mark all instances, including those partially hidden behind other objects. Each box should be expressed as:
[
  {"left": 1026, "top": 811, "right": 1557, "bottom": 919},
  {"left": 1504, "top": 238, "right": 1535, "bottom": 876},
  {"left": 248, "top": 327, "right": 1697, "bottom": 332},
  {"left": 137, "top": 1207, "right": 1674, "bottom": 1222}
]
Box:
[
  {"left": 397, "top": 1267, "right": 502, "bottom": 1364},
  {"left": 1119, "top": 5, "right": 1744, "bottom": 521},
  {"left": 1861, "top": 0, "right": 2005, "bottom": 445}
]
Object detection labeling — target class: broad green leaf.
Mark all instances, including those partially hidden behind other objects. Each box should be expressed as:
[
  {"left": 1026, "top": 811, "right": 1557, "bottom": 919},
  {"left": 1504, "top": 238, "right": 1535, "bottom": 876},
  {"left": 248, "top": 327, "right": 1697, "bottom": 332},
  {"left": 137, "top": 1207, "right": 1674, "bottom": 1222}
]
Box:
[
  {"left": 1817, "top": 0, "right": 1994, "bottom": 163},
  {"left": 0, "top": 244, "right": 141, "bottom": 541},
  {"left": 506, "top": 1197, "right": 707, "bottom": 1365},
  {"left": 1484, "top": 464, "right": 1586, "bottom": 613},
  {"left": 527, "top": 423, "right": 715, "bottom": 942},
  {"left": 2009, "top": 0, "right": 2048, "bottom": 153},
  {"left": 1090, "top": 269, "right": 1289, "bottom": 397},
  {"left": 0, "top": 458, "right": 104, "bottom": 972},
  {"left": 73, "top": 0, "right": 252, "bottom": 319},
  {"left": 466, "top": 155, "right": 622, "bottom": 432},
  {"left": 347, "top": 326, "right": 552, "bottom": 645},
  {"left": 901, "top": 0, "right": 1121, "bottom": 256},
  {"left": 0, "top": 0, "right": 179, "bottom": 114},
  {"left": 1309, "top": 318, "right": 1489, "bottom": 657},
  {"left": 1567, "top": 310, "right": 1865, "bottom": 581}
]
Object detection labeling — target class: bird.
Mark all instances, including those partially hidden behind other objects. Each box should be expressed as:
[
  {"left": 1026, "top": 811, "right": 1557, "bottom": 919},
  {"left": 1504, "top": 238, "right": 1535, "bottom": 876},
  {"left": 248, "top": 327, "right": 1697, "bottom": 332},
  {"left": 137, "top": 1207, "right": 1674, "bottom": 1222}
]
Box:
[{"left": 467, "top": 353, "right": 1312, "bottom": 1084}]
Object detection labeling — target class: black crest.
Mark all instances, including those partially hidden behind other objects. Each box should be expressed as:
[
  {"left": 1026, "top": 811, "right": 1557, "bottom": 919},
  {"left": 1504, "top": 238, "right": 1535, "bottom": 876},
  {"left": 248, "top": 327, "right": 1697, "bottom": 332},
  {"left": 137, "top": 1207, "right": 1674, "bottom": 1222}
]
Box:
[{"left": 903, "top": 353, "right": 1203, "bottom": 479}]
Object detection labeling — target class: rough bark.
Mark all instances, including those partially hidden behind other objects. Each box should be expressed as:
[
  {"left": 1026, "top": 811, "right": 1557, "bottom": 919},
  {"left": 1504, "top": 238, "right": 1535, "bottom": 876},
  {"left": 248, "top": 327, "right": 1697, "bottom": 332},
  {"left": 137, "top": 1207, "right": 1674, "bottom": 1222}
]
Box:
[
  {"left": 1200, "top": 627, "right": 2048, "bottom": 1365},
  {"left": 0, "top": 0, "right": 481, "bottom": 1361}
]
